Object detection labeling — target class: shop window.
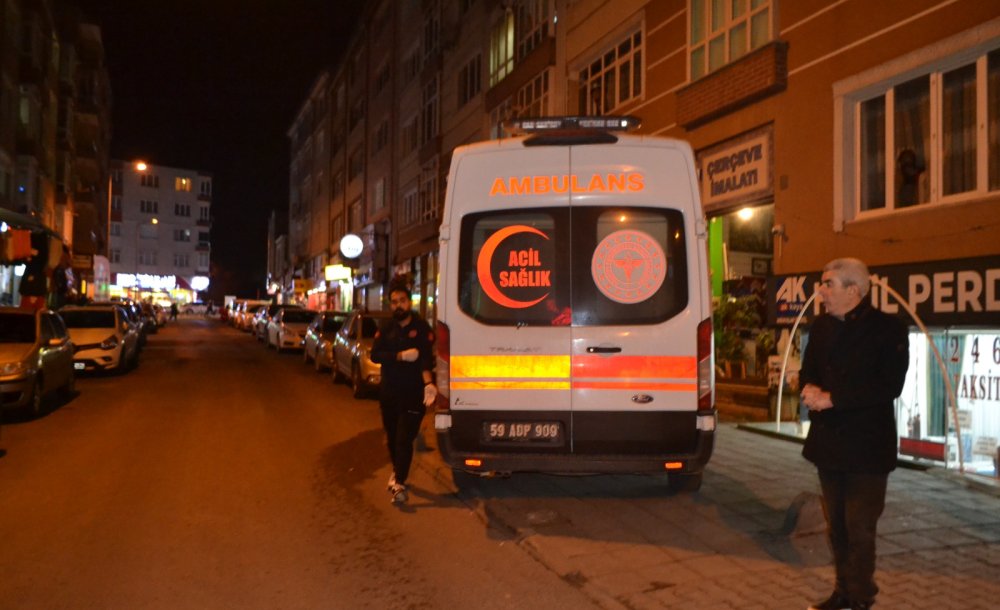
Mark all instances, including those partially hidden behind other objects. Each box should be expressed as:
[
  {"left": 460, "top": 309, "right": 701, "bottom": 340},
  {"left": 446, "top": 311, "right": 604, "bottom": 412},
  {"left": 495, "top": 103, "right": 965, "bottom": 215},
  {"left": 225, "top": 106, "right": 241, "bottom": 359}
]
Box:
[
  {"left": 899, "top": 330, "right": 1000, "bottom": 478},
  {"left": 689, "top": 0, "right": 772, "bottom": 81}
]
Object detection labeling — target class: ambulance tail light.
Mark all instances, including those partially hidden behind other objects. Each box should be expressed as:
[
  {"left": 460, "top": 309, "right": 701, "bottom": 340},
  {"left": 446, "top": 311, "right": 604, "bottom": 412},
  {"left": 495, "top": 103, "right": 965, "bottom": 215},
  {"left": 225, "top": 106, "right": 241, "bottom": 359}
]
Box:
[
  {"left": 436, "top": 321, "right": 450, "bottom": 405},
  {"left": 697, "top": 317, "right": 714, "bottom": 411}
]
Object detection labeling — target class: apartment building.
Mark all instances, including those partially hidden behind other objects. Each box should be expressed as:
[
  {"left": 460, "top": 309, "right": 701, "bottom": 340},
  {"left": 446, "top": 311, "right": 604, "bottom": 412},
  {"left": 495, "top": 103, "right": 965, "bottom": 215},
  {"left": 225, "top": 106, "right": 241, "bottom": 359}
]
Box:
[
  {"left": 0, "top": 0, "right": 112, "bottom": 305},
  {"left": 285, "top": 0, "right": 1000, "bottom": 475},
  {"left": 108, "top": 160, "right": 212, "bottom": 304}
]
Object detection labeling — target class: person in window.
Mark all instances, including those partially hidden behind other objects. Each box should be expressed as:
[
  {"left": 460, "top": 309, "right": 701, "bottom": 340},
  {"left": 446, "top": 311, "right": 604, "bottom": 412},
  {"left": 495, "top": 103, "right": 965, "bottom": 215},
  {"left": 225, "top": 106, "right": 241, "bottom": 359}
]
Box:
[
  {"left": 370, "top": 283, "right": 436, "bottom": 505},
  {"left": 896, "top": 148, "right": 924, "bottom": 207},
  {"left": 801, "top": 258, "right": 909, "bottom": 610}
]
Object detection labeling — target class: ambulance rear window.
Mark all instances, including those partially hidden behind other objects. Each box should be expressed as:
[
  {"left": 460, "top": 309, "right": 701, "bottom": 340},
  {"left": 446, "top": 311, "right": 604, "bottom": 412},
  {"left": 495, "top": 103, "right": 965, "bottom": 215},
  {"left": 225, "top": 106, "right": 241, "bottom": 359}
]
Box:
[{"left": 458, "top": 207, "right": 688, "bottom": 326}]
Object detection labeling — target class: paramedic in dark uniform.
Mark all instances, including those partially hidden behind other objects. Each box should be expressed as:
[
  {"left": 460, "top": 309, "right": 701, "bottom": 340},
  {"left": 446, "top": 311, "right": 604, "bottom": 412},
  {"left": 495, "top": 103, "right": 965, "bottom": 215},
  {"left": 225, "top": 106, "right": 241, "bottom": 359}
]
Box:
[
  {"left": 370, "top": 283, "right": 436, "bottom": 505},
  {"left": 801, "top": 258, "right": 909, "bottom": 610}
]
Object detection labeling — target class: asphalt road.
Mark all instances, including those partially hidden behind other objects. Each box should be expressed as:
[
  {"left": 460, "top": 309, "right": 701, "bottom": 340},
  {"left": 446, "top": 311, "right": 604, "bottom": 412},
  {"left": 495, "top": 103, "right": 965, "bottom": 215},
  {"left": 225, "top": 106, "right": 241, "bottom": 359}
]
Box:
[
  {"left": 0, "top": 317, "right": 599, "bottom": 609},
  {"left": 5, "top": 316, "right": 999, "bottom": 610}
]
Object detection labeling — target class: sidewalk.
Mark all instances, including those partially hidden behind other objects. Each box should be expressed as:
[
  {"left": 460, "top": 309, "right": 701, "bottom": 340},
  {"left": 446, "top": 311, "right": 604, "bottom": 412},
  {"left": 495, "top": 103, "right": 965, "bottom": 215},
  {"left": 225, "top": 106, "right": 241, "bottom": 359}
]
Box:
[{"left": 417, "top": 423, "right": 1000, "bottom": 609}]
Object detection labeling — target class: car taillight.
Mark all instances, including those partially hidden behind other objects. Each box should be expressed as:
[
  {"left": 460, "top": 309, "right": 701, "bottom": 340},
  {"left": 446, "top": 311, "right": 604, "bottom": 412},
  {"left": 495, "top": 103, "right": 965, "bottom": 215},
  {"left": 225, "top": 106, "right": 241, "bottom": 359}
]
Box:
[
  {"left": 436, "top": 321, "right": 450, "bottom": 404},
  {"left": 697, "top": 317, "right": 714, "bottom": 411}
]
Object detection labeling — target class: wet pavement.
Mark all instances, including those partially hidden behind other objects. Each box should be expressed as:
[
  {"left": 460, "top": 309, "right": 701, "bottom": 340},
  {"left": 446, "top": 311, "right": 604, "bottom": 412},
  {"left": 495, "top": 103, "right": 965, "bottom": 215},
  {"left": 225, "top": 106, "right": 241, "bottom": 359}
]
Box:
[{"left": 416, "top": 423, "right": 1000, "bottom": 609}]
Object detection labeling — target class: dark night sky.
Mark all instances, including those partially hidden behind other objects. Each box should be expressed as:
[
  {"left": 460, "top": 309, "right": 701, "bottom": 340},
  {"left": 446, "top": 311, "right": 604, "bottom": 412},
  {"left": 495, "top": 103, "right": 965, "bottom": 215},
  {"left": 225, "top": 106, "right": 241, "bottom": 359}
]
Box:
[{"left": 74, "top": 1, "right": 365, "bottom": 299}]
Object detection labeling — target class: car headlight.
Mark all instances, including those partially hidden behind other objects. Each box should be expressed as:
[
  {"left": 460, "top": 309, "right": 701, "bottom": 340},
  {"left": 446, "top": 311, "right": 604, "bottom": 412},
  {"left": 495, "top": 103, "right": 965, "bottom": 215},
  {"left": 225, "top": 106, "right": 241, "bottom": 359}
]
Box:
[
  {"left": 100, "top": 335, "right": 120, "bottom": 350},
  {"left": 1, "top": 360, "right": 30, "bottom": 377}
]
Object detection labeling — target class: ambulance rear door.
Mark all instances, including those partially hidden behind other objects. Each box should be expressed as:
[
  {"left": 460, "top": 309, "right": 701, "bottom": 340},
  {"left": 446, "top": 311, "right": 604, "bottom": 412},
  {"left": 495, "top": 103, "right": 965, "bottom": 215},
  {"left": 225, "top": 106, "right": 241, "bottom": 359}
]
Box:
[
  {"left": 445, "top": 143, "right": 575, "bottom": 456},
  {"left": 567, "top": 140, "right": 702, "bottom": 456}
]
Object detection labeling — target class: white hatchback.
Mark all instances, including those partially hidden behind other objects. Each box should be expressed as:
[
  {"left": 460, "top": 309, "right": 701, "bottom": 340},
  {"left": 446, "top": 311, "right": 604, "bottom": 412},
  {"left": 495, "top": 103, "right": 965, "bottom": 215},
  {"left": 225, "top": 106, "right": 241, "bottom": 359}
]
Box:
[{"left": 60, "top": 305, "right": 140, "bottom": 373}]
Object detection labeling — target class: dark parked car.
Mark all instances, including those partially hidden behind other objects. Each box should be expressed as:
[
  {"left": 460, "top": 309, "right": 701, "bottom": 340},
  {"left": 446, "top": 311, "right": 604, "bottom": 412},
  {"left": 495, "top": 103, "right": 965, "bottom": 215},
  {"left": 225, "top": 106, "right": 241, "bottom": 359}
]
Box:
[{"left": 0, "top": 307, "right": 75, "bottom": 416}]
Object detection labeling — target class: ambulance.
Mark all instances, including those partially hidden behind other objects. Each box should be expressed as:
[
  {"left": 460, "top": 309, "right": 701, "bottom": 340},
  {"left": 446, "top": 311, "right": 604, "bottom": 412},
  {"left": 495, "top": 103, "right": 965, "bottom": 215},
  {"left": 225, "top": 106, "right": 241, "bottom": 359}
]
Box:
[{"left": 433, "top": 117, "right": 715, "bottom": 491}]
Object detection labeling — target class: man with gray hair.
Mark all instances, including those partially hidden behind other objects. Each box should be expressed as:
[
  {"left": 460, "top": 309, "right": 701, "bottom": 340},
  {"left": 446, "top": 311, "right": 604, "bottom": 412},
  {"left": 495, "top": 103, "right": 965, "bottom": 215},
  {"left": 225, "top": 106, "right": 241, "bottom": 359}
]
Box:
[{"left": 801, "top": 258, "right": 909, "bottom": 610}]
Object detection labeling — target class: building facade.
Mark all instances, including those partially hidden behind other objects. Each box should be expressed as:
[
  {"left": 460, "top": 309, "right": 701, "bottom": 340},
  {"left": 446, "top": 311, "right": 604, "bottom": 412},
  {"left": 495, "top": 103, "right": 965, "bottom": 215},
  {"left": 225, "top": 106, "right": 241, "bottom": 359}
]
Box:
[
  {"left": 1, "top": 0, "right": 112, "bottom": 306},
  {"left": 284, "top": 0, "right": 1000, "bottom": 477},
  {"left": 108, "top": 160, "right": 212, "bottom": 305}
]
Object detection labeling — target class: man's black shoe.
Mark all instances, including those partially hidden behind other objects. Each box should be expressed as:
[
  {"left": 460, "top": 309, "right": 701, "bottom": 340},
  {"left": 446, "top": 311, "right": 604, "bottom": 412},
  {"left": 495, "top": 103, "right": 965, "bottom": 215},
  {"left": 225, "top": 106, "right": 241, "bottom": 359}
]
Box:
[
  {"left": 808, "top": 592, "right": 851, "bottom": 610},
  {"left": 850, "top": 603, "right": 872, "bottom": 610}
]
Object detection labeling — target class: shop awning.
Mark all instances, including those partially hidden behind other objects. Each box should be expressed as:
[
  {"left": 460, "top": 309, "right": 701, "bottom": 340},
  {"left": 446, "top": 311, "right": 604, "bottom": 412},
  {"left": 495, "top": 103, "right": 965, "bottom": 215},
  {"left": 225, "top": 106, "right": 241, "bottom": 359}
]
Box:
[
  {"left": 175, "top": 275, "right": 192, "bottom": 290},
  {"left": 0, "top": 207, "right": 65, "bottom": 241}
]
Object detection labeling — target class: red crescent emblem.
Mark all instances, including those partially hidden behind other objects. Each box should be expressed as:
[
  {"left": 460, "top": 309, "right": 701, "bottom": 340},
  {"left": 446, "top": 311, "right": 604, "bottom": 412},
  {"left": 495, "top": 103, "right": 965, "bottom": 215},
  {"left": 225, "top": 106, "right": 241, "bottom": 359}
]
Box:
[{"left": 476, "top": 225, "right": 550, "bottom": 309}]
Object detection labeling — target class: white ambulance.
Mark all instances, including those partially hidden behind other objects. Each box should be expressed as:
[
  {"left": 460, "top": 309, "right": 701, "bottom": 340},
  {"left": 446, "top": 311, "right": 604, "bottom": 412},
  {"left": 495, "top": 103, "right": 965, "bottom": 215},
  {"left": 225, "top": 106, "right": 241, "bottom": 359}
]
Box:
[{"left": 433, "top": 117, "right": 715, "bottom": 491}]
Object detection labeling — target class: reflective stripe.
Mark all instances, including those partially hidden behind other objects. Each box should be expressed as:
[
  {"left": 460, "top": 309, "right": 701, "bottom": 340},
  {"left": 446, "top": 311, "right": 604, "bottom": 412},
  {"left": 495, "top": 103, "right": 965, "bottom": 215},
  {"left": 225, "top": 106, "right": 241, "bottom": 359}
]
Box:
[
  {"left": 572, "top": 381, "right": 697, "bottom": 391},
  {"left": 452, "top": 380, "right": 571, "bottom": 390},
  {"left": 572, "top": 355, "right": 696, "bottom": 379},
  {"left": 451, "top": 353, "right": 696, "bottom": 392},
  {"left": 451, "top": 355, "right": 570, "bottom": 379}
]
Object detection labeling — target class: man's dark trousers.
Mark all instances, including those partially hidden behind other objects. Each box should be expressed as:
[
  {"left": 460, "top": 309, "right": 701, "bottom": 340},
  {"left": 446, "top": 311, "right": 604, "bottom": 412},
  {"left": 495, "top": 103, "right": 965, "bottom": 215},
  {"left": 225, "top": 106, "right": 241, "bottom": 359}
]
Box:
[
  {"left": 818, "top": 469, "right": 888, "bottom": 604},
  {"left": 380, "top": 391, "right": 425, "bottom": 484}
]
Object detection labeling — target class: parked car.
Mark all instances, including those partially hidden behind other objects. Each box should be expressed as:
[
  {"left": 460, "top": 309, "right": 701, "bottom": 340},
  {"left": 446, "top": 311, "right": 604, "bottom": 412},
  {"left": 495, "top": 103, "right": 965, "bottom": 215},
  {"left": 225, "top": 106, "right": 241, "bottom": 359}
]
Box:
[
  {"left": 140, "top": 302, "right": 159, "bottom": 334},
  {"left": 252, "top": 306, "right": 274, "bottom": 342},
  {"left": 267, "top": 308, "right": 318, "bottom": 352},
  {"left": 183, "top": 301, "right": 208, "bottom": 315},
  {"left": 60, "top": 304, "right": 141, "bottom": 373},
  {"left": 331, "top": 309, "right": 392, "bottom": 398},
  {"left": 235, "top": 299, "right": 270, "bottom": 331},
  {"left": 254, "top": 304, "right": 299, "bottom": 342},
  {"left": 302, "top": 311, "right": 348, "bottom": 371},
  {"left": 109, "top": 299, "right": 149, "bottom": 347},
  {"left": 0, "top": 307, "right": 75, "bottom": 416},
  {"left": 153, "top": 303, "right": 168, "bottom": 327}
]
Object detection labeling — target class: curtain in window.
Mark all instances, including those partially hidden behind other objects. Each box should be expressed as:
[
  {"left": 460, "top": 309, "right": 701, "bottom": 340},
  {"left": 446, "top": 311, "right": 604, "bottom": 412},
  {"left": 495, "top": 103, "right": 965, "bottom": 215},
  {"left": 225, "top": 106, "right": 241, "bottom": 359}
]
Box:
[
  {"left": 989, "top": 50, "right": 1000, "bottom": 191},
  {"left": 860, "top": 96, "right": 886, "bottom": 210},
  {"left": 942, "top": 63, "right": 977, "bottom": 196},
  {"left": 894, "top": 76, "right": 930, "bottom": 207}
]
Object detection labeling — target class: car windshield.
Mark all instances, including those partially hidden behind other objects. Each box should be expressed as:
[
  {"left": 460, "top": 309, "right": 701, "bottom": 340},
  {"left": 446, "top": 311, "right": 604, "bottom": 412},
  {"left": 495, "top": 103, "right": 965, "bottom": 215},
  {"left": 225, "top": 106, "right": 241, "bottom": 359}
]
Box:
[
  {"left": 322, "top": 317, "right": 344, "bottom": 332},
  {"left": 282, "top": 310, "right": 316, "bottom": 323},
  {"left": 361, "top": 317, "right": 380, "bottom": 338},
  {"left": 61, "top": 310, "right": 116, "bottom": 328},
  {"left": 0, "top": 314, "right": 35, "bottom": 343}
]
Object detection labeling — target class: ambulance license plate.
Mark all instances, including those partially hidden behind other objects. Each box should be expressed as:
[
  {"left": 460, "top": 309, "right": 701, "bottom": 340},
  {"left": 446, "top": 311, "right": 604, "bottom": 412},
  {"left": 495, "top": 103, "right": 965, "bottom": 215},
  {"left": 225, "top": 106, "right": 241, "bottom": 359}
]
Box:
[{"left": 484, "top": 421, "right": 562, "bottom": 443}]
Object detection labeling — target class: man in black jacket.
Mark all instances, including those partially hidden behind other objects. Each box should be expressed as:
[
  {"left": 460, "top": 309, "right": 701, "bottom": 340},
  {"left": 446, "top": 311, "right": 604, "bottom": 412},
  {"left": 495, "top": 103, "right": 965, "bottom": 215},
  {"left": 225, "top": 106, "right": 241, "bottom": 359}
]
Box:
[
  {"left": 370, "top": 284, "right": 436, "bottom": 505},
  {"left": 801, "top": 258, "right": 909, "bottom": 610}
]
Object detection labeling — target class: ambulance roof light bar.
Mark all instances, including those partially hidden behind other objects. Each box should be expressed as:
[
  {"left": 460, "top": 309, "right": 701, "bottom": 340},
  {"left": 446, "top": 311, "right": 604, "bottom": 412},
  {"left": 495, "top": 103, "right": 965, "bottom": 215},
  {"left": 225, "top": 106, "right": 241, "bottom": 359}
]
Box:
[{"left": 504, "top": 116, "right": 641, "bottom": 135}]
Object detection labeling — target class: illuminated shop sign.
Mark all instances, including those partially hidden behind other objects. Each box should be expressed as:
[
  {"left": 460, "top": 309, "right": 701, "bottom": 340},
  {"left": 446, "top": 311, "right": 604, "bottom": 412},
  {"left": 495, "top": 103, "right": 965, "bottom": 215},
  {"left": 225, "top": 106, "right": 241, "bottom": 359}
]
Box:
[
  {"left": 116, "top": 273, "right": 177, "bottom": 291},
  {"left": 191, "top": 276, "right": 210, "bottom": 291},
  {"left": 697, "top": 125, "right": 774, "bottom": 214},
  {"left": 325, "top": 264, "right": 352, "bottom": 281},
  {"left": 340, "top": 234, "right": 363, "bottom": 258},
  {"left": 767, "top": 255, "right": 1000, "bottom": 327}
]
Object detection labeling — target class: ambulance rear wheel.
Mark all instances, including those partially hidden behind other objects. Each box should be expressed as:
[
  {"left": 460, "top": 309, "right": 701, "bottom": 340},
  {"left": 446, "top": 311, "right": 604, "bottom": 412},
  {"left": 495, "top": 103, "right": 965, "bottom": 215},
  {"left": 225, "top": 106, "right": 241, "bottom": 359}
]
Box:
[{"left": 668, "top": 472, "right": 702, "bottom": 493}]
